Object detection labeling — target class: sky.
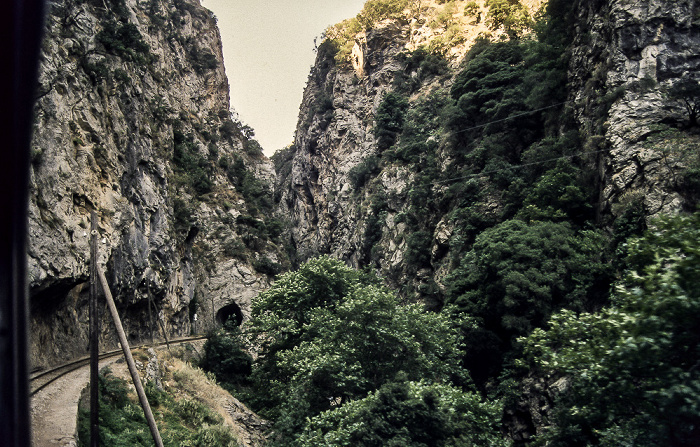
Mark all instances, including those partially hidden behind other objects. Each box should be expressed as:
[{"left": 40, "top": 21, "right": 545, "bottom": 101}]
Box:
[{"left": 200, "top": 0, "right": 367, "bottom": 156}]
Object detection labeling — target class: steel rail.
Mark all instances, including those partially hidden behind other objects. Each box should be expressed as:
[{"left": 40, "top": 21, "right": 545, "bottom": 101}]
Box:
[{"left": 29, "top": 336, "right": 207, "bottom": 396}]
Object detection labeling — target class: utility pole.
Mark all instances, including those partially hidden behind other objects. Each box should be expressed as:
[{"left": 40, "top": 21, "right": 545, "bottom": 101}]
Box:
[
  {"left": 97, "top": 268, "right": 164, "bottom": 447},
  {"left": 89, "top": 211, "right": 99, "bottom": 447}
]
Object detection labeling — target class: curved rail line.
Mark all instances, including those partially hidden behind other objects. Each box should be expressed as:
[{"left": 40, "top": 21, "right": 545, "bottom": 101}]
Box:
[{"left": 30, "top": 336, "right": 208, "bottom": 397}]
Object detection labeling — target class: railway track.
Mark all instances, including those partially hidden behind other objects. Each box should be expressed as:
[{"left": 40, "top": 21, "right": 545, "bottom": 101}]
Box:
[{"left": 30, "top": 335, "right": 207, "bottom": 397}]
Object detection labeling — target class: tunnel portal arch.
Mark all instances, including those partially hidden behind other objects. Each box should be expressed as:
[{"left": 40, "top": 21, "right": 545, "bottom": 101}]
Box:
[{"left": 216, "top": 302, "right": 243, "bottom": 327}]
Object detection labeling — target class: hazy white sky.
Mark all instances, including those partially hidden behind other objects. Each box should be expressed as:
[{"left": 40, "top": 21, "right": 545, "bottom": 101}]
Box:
[{"left": 200, "top": 0, "right": 366, "bottom": 156}]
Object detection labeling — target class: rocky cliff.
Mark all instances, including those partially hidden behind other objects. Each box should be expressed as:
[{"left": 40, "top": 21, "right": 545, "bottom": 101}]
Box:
[
  {"left": 277, "top": 0, "right": 546, "bottom": 296},
  {"left": 276, "top": 0, "right": 700, "bottom": 305},
  {"left": 569, "top": 0, "right": 700, "bottom": 218},
  {"left": 29, "top": 0, "right": 282, "bottom": 368}
]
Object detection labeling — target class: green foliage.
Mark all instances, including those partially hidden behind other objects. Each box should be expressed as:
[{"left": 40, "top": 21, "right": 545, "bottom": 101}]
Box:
[
  {"left": 97, "top": 21, "right": 152, "bottom": 63},
  {"left": 199, "top": 326, "right": 252, "bottom": 389},
  {"left": 357, "top": 0, "right": 411, "bottom": 29},
  {"left": 348, "top": 155, "right": 380, "bottom": 189},
  {"left": 394, "top": 47, "right": 449, "bottom": 93},
  {"left": 464, "top": 1, "right": 479, "bottom": 17},
  {"left": 77, "top": 369, "right": 235, "bottom": 447},
  {"left": 172, "top": 129, "right": 212, "bottom": 196},
  {"left": 446, "top": 220, "right": 611, "bottom": 384},
  {"left": 404, "top": 230, "right": 432, "bottom": 268},
  {"left": 485, "top": 0, "right": 532, "bottom": 38},
  {"left": 308, "top": 92, "right": 335, "bottom": 130},
  {"left": 374, "top": 92, "right": 409, "bottom": 151},
  {"left": 224, "top": 154, "right": 273, "bottom": 216},
  {"left": 252, "top": 256, "right": 283, "bottom": 276},
  {"left": 361, "top": 194, "right": 388, "bottom": 265},
  {"left": 80, "top": 58, "right": 110, "bottom": 85},
  {"left": 611, "top": 193, "right": 647, "bottom": 254},
  {"left": 517, "top": 160, "right": 594, "bottom": 224},
  {"left": 323, "top": 0, "right": 410, "bottom": 64},
  {"left": 667, "top": 78, "right": 700, "bottom": 127},
  {"left": 448, "top": 219, "right": 609, "bottom": 336},
  {"left": 188, "top": 45, "right": 218, "bottom": 74},
  {"left": 243, "top": 257, "right": 468, "bottom": 442},
  {"left": 218, "top": 120, "right": 239, "bottom": 140},
  {"left": 297, "top": 381, "right": 509, "bottom": 447},
  {"left": 521, "top": 212, "right": 700, "bottom": 446}
]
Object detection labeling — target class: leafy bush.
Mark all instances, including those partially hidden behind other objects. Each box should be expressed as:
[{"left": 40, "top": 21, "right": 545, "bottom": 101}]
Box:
[
  {"left": 394, "top": 47, "right": 449, "bottom": 93},
  {"left": 404, "top": 230, "right": 432, "bottom": 268},
  {"left": 485, "top": 0, "right": 532, "bottom": 38},
  {"left": 522, "top": 212, "right": 700, "bottom": 446},
  {"left": 172, "top": 197, "right": 194, "bottom": 232},
  {"left": 242, "top": 257, "right": 468, "bottom": 442},
  {"left": 252, "top": 257, "right": 282, "bottom": 276},
  {"left": 298, "top": 381, "right": 508, "bottom": 447},
  {"left": 348, "top": 155, "right": 379, "bottom": 189},
  {"left": 97, "top": 21, "right": 151, "bottom": 62},
  {"left": 172, "top": 129, "right": 212, "bottom": 196},
  {"left": 199, "top": 326, "right": 253, "bottom": 389},
  {"left": 188, "top": 45, "right": 218, "bottom": 73},
  {"left": 446, "top": 219, "right": 611, "bottom": 384},
  {"left": 373, "top": 92, "right": 408, "bottom": 150}
]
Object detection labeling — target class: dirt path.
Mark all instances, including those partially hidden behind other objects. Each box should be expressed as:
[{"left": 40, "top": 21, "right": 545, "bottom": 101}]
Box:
[{"left": 30, "top": 358, "right": 118, "bottom": 447}]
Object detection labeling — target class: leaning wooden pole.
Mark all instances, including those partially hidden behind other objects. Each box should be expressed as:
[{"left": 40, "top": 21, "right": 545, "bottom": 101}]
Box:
[
  {"left": 89, "top": 212, "right": 99, "bottom": 447},
  {"left": 96, "top": 268, "right": 165, "bottom": 447}
]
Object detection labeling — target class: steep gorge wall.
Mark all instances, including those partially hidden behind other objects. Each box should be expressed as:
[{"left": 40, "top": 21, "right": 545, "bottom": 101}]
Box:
[
  {"left": 569, "top": 0, "right": 700, "bottom": 219},
  {"left": 29, "top": 0, "right": 280, "bottom": 368},
  {"left": 276, "top": 0, "right": 700, "bottom": 303},
  {"left": 277, "top": 0, "right": 545, "bottom": 295}
]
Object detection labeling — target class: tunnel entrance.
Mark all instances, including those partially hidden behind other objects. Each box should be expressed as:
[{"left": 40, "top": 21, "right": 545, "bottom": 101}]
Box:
[{"left": 216, "top": 302, "right": 243, "bottom": 327}]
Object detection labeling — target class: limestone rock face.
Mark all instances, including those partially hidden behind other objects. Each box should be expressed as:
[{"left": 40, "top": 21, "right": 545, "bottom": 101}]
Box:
[
  {"left": 277, "top": 0, "right": 699, "bottom": 300},
  {"left": 275, "top": 0, "right": 546, "bottom": 293},
  {"left": 278, "top": 20, "right": 408, "bottom": 265},
  {"left": 29, "top": 0, "right": 277, "bottom": 368},
  {"left": 569, "top": 0, "right": 700, "bottom": 219}
]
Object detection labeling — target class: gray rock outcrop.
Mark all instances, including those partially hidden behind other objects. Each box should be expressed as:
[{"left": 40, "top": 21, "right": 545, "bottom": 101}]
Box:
[{"left": 29, "top": 0, "right": 279, "bottom": 368}]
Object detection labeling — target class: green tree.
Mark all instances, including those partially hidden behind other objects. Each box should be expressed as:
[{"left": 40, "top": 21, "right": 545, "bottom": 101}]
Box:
[
  {"left": 374, "top": 92, "right": 409, "bottom": 150},
  {"left": 521, "top": 212, "right": 700, "bottom": 446},
  {"left": 485, "top": 0, "right": 531, "bottom": 38},
  {"left": 198, "top": 324, "right": 252, "bottom": 390},
  {"left": 446, "top": 219, "right": 610, "bottom": 384},
  {"left": 243, "top": 257, "right": 468, "bottom": 442},
  {"left": 297, "top": 381, "right": 509, "bottom": 447},
  {"left": 667, "top": 78, "right": 700, "bottom": 127},
  {"left": 243, "top": 256, "right": 376, "bottom": 416}
]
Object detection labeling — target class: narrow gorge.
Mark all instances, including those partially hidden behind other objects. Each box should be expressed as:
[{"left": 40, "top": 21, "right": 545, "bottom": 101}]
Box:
[{"left": 28, "top": 0, "right": 700, "bottom": 445}]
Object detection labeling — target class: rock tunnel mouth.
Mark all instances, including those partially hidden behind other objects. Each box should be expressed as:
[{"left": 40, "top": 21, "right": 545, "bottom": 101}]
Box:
[{"left": 216, "top": 302, "right": 243, "bottom": 327}]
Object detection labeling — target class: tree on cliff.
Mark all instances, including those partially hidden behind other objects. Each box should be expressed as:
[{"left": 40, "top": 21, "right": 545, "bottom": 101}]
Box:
[{"left": 667, "top": 78, "right": 700, "bottom": 128}]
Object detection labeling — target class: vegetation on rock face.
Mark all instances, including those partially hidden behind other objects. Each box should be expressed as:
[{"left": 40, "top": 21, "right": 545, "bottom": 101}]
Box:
[
  {"left": 521, "top": 212, "right": 700, "bottom": 446},
  {"left": 258, "top": 0, "right": 700, "bottom": 444}
]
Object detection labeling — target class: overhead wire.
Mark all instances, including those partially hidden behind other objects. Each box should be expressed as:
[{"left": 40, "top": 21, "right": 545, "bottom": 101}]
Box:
[
  {"left": 434, "top": 147, "right": 609, "bottom": 185},
  {"left": 395, "top": 98, "right": 607, "bottom": 186}
]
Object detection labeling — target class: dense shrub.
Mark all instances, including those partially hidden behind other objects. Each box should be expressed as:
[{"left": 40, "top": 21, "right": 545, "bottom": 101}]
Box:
[
  {"left": 373, "top": 92, "right": 408, "bottom": 150},
  {"left": 522, "top": 212, "right": 700, "bottom": 446},
  {"left": 97, "top": 21, "right": 151, "bottom": 62},
  {"left": 188, "top": 46, "right": 218, "bottom": 73},
  {"left": 348, "top": 155, "right": 379, "bottom": 189},
  {"left": 199, "top": 326, "right": 253, "bottom": 389},
  {"left": 243, "top": 257, "right": 469, "bottom": 443},
  {"left": 298, "top": 381, "right": 508, "bottom": 447},
  {"left": 172, "top": 129, "right": 212, "bottom": 196}
]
